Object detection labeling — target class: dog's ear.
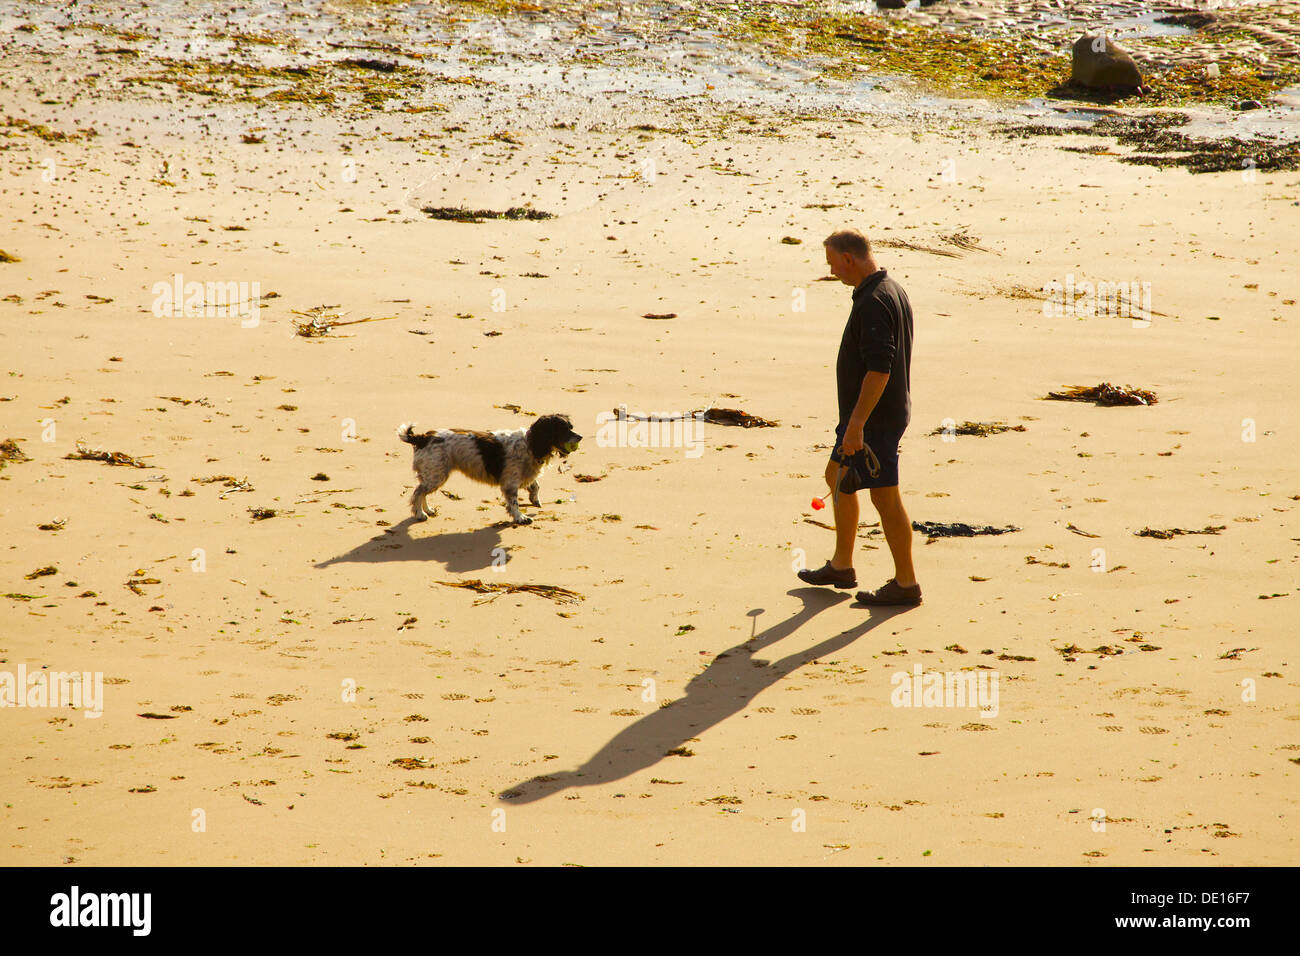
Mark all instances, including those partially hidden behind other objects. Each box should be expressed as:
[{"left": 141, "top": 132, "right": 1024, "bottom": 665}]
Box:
[{"left": 526, "top": 414, "right": 564, "bottom": 460}]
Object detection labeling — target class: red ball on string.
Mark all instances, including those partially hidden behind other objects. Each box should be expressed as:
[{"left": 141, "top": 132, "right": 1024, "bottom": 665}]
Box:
[{"left": 810, "top": 497, "right": 825, "bottom": 511}]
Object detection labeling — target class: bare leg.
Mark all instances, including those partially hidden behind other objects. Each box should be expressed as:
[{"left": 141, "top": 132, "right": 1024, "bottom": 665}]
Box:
[
  {"left": 826, "top": 459, "right": 857, "bottom": 571},
  {"left": 869, "top": 485, "right": 917, "bottom": 587}
]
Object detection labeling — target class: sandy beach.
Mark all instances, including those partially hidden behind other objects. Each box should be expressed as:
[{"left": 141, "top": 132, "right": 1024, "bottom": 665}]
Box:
[{"left": 1, "top": 0, "right": 1297, "bottom": 867}]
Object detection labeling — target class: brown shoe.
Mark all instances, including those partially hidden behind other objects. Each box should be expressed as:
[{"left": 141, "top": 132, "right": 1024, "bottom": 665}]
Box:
[
  {"left": 797, "top": 560, "right": 857, "bottom": 589},
  {"left": 856, "top": 579, "right": 922, "bottom": 606}
]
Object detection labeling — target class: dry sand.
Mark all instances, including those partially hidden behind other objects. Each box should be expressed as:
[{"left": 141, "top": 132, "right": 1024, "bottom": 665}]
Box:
[{"left": 1, "top": 3, "right": 1298, "bottom": 866}]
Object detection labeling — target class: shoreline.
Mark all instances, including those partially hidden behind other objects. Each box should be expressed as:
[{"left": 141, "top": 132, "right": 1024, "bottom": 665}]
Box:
[{"left": 2, "top": 0, "right": 1299, "bottom": 139}]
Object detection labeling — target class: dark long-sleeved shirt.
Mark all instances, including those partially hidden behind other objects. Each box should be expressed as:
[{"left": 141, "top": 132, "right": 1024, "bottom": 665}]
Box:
[{"left": 836, "top": 268, "right": 914, "bottom": 433}]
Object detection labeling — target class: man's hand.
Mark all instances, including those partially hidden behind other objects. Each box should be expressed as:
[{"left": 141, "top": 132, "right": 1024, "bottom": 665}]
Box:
[
  {"left": 844, "top": 372, "right": 888, "bottom": 456},
  {"left": 841, "top": 418, "right": 866, "bottom": 456}
]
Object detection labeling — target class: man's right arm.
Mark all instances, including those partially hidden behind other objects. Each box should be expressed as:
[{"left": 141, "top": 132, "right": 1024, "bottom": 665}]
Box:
[{"left": 858, "top": 295, "right": 898, "bottom": 375}]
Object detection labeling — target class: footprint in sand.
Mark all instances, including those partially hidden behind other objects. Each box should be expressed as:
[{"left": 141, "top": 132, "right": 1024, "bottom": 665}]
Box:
[{"left": 1139, "top": 726, "right": 1169, "bottom": 735}]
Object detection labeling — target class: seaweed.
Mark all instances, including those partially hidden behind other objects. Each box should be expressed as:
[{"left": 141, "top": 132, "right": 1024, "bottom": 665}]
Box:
[
  {"left": 698, "top": 407, "right": 778, "bottom": 428},
  {"left": 1043, "top": 383, "right": 1157, "bottom": 407},
  {"left": 927, "top": 421, "right": 1025, "bottom": 437},
  {"left": 875, "top": 237, "right": 962, "bottom": 259},
  {"left": 718, "top": 4, "right": 1296, "bottom": 107},
  {"left": 1134, "top": 525, "right": 1226, "bottom": 539},
  {"left": 1005, "top": 113, "right": 1300, "bottom": 175},
  {"left": 292, "top": 306, "right": 395, "bottom": 337},
  {"left": 421, "top": 206, "right": 555, "bottom": 223},
  {"left": 940, "top": 230, "right": 991, "bottom": 253},
  {"left": 612, "top": 407, "right": 777, "bottom": 427},
  {"left": 341, "top": 57, "right": 397, "bottom": 73},
  {"left": 1, "top": 438, "right": 31, "bottom": 468},
  {"left": 2, "top": 116, "right": 97, "bottom": 143},
  {"left": 437, "top": 579, "right": 584, "bottom": 606},
  {"left": 912, "top": 521, "right": 1019, "bottom": 538},
  {"left": 65, "top": 441, "right": 154, "bottom": 467}
]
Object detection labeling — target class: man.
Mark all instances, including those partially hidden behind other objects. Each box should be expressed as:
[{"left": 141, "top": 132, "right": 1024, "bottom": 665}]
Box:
[{"left": 797, "top": 229, "right": 920, "bottom": 606}]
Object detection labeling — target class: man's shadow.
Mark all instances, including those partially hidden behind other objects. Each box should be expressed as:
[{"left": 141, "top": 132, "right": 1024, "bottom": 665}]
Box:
[
  {"left": 498, "top": 588, "right": 907, "bottom": 804},
  {"left": 314, "top": 516, "right": 509, "bottom": 574}
]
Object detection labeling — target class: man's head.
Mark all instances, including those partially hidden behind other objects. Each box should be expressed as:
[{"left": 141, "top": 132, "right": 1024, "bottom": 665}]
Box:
[{"left": 824, "top": 229, "right": 877, "bottom": 287}]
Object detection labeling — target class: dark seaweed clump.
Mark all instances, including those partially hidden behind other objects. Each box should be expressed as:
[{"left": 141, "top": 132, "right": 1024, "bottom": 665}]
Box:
[
  {"left": 422, "top": 206, "right": 556, "bottom": 223},
  {"left": 913, "top": 521, "right": 1020, "bottom": 538},
  {"left": 1044, "top": 383, "right": 1158, "bottom": 406},
  {"left": 1003, "top": 112, "right": 1300, "bottom": 174}
]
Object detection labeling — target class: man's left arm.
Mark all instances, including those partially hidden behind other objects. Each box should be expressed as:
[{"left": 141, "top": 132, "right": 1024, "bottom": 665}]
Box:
[{"left": 840, "top": 371, "right": 889, "bottom": 455}]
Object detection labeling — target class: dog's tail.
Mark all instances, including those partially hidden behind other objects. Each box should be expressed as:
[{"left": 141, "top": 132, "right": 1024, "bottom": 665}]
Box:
[{"left": 397, "top": 423, "right": 434, "bottom": 450}]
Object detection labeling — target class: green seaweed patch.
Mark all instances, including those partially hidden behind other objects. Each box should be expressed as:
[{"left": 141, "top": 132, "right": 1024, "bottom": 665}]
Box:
[
  {"left": 430, "top": 0, "right": 1292, "bottom": 108},
  {"left": 231, "top": 32, "right": 295, "bottom": 48},
  {"left": 719, "top": 7, "right": 1295, "bottom": 108},
  {"left": 75, "top": 22, "right": 151, "bottom": 43},
  {"left": 2, "top": 116, "right": 98, "bottom": 143},
  {"left": 118, "top": 56, "right": 427, "bottom": 109}
]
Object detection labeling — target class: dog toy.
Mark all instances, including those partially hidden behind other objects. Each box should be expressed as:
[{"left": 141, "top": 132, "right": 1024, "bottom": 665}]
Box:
[{"left": 811, "top": 455, "right": 850, "bottom": 511}]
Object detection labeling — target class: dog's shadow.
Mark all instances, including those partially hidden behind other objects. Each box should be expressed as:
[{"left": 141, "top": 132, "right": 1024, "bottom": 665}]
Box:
[{"left": 315, "top": 516, "right": 515, "bottom": 574}]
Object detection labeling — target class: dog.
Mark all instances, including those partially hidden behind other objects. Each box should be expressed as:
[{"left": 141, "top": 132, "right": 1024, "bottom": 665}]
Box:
[{"left": 397, "top": 414, "right": 582, "bottom": 525}]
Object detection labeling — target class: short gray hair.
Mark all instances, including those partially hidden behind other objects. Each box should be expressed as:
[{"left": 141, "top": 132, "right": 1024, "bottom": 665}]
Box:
[{"left": 823, "top": 229, "right": 871, "bottom": 259}]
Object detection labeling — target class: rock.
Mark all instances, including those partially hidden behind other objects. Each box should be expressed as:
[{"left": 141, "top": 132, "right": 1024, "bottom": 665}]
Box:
[
  {"left": 1155, "top": 12, "right": 1217, "bottom": 30},
  {"left": 1071, "top": 33, "right": 1143, "bottom": 91},
  {"left": 876, "top": 0, "right": 907, "bottom": 8},
  {"left": 1236, "top": 99, "right": 1264, "bottom": 110}
]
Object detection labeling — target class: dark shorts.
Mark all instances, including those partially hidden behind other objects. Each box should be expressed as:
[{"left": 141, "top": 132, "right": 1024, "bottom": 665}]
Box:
[{"left": 831, "top": 421, "right": 904, "bottom": 489}]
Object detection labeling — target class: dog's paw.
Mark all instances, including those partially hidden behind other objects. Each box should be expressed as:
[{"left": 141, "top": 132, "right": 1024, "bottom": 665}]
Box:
[{"left": 513, "top": 514, "right": 533, "bottom": 525}]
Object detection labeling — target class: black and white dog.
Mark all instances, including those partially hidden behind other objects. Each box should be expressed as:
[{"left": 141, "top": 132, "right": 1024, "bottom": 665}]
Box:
[{"left": 397, "top": 414, "right": 582, "bottom": 525}]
